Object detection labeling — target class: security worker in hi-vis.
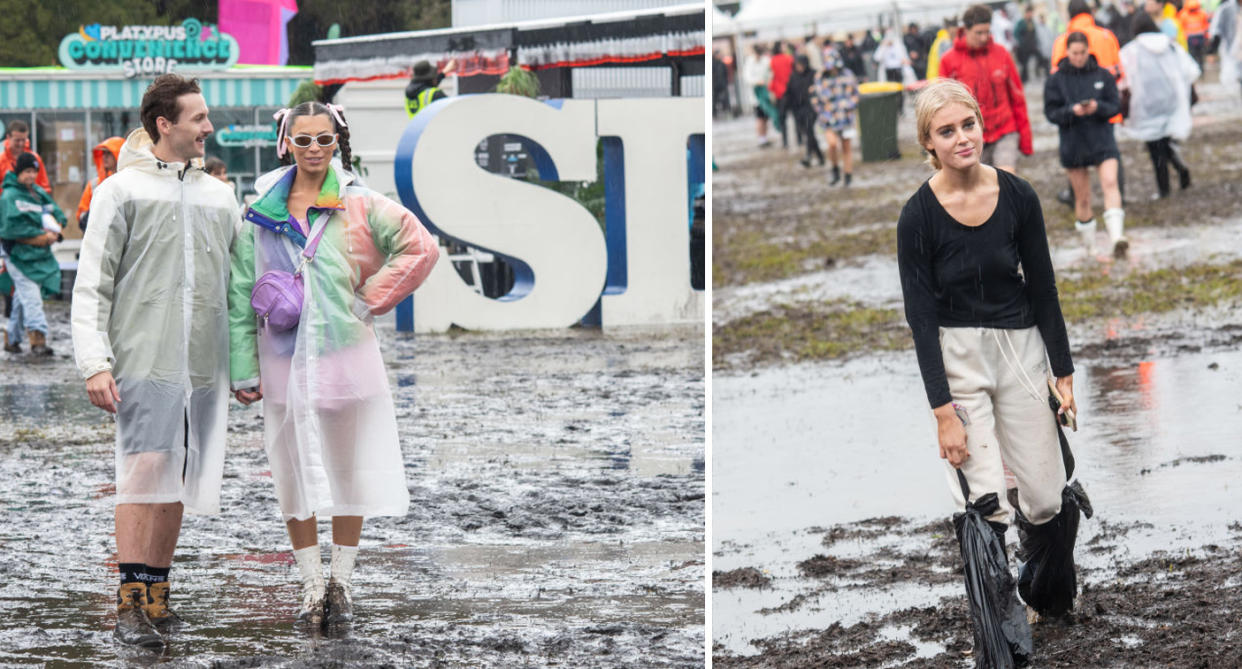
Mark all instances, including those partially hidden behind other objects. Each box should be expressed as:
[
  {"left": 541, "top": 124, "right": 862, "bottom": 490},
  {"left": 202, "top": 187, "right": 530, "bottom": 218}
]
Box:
[{"left": 404, "top": 59, "right": 455, "bottom": 118}]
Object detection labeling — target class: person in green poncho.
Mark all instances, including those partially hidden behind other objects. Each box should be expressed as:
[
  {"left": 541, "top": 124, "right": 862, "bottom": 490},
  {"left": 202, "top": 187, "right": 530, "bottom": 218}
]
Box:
[{"left": 1, "top": 152, "right": 64, "bottom": 356}]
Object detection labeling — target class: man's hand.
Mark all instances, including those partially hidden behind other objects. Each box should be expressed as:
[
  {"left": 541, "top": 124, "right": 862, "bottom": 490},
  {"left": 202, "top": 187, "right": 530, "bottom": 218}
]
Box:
[
  {"left": 234, "top": 385, "right": 263, "bottom": 406},
  {"left": 86, "top": 371, "right": 121, "bottom": 414}
]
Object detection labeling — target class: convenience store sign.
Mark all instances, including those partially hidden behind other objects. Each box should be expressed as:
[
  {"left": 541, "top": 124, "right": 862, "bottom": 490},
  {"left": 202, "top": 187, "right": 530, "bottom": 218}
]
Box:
[
  {"left": 216, "top": 124, "right": 278, "bottom": 147},
  {"left": 58, "top": 18, "right": 239, "bottom": 79}
]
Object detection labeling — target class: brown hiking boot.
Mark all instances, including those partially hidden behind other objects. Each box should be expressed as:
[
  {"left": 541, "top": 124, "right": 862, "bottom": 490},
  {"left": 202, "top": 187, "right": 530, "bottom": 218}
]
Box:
[
  {"left": 324, "top": 578, "right": 353, "bottom": 628},
  {"left": 144, "top": 581, "right": 185, "bottom": 632},
  {"left": 2, "top": 331, "right": 19, "bottom": 353},
  {"left": 114, "top": 583, "right": 164, "bottom": 649},
  {"left": 28, "top": 330, "right": 52, "bottom": 356}
]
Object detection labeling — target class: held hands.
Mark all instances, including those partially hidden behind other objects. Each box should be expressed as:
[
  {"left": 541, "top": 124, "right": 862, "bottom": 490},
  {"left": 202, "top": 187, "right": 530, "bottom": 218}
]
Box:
[
  {"left": 85, "top": 371, "right": 121, "bottom": 414},
  {"left": 933, "top": 403, "right": 969, "bottom": 467},
  {"left": 234, "top": 384, "right": 263, "bottom": 406}
]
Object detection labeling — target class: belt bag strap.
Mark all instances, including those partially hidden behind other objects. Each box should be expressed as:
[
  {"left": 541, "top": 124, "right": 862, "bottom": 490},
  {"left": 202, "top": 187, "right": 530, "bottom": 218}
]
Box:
[{"left": 295, "top": 216, "right": 330, "bottom": 274}]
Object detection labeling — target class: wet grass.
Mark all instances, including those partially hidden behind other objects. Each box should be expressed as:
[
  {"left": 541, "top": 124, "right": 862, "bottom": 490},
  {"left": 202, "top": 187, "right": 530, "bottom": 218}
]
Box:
[
  {"left": 713, "top": 121, "right": 1242, "bottom": 289},
  {"left": 713, "top": 260, "right": 1242, "bottom": 370},
  {"left": 712, "top": 300, "right": 906, "bottom": 369}
]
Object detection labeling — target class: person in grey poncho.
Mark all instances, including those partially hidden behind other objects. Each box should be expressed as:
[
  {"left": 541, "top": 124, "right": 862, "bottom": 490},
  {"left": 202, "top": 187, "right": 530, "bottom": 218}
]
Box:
[{"left": 71, "top": 74, "right": 240, "bottom": 649}]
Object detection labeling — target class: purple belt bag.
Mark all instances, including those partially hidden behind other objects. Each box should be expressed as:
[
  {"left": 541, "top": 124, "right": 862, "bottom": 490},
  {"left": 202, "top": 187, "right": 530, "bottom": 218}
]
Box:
[{"left": 250, "top": 219, "right": 328, "bottom": 331}]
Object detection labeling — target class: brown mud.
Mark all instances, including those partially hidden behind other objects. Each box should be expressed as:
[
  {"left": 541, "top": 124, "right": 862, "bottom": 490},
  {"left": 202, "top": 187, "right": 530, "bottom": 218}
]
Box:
[
  {"left": 0, "top": 301, "right": 704, "bottom": 667},
  {"left": 714, "top": 516, "right": 1242, "bottom": 668}
]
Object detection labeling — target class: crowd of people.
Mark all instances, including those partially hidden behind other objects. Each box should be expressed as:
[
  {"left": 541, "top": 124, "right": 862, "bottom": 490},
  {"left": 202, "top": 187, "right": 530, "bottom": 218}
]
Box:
[
  {"left": 0, "top": 120, "right": 234, "bottom": 362},
  {"left": 715, "top": 0, "right": 1241, "bottom": 258}
]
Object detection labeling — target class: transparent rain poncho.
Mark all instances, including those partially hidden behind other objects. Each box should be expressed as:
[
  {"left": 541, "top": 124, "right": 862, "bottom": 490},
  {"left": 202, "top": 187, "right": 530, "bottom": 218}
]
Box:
[
  {"left": 1119, "top": 33, "right": 1201, "bottom": 142},
  {"left": 71, "top": 128, "right": 241, "bottom": 514},
  {"left": 228, "top": 164, "right": 439, "bottom": 521}
]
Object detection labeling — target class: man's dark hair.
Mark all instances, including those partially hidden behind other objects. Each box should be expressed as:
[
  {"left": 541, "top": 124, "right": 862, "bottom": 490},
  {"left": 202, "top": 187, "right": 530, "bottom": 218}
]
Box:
[
  {"left": 962, "top": 4, "right": 993, "bottom": 27},
  {"left": 6, "top": 120, "right": 28, "bottom": 136},
  {"left": 772, "top": 40, "right": 784, "bottom": 53},
  {"left": 1131, "top": 10, "right": 1159, "bottom": 34},
  {"left": 1068, "top": 0, "right": 1092, "bottom": 17},
  {"left": 140, "top": 74, "right": 202, "bottom": 144},
  {"left": 1066, "top": 30, "right": 1090, "bottom": 47}
]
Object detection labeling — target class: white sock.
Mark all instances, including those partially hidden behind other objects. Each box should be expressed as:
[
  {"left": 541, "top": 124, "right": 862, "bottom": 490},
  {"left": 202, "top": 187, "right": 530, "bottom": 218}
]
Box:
[
  {"left": 1075, "top": 219, "right": 1097, "bottom": 252},
  {"left": 293, "top": 545, "right": 324, "bottom": 593},
  {"left": 1103, "top": 208, "right": 1125, "bottom": 243},
  {"left": 330, "top": 544, "right": 359, "bottom": 587}
]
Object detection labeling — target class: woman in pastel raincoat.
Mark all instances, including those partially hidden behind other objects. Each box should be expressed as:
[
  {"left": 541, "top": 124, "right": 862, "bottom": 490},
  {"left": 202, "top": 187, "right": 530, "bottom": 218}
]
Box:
[{"left": 228, "top": 101, "right": 440, "bottom": 627}]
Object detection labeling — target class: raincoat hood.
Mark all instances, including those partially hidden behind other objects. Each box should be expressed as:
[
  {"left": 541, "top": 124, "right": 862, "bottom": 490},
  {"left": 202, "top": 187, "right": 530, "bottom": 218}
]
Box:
[
  {"left": 1135, "top": 31, "right": 1173, "bottom": 52},
  {"left": 252, "top": 162, "right": 355, "bottom": 217},
  {"left": 92, "top": 136, "right": 124, "bottom": 182},
  {"left": 117, "top": 127, "right": 206, "bottom": 176}
]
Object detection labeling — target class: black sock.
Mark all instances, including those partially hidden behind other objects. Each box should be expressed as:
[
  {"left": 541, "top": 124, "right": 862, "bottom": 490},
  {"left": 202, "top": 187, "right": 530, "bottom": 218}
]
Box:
[
  {"left": 119, "top": 563, "right": 145, "bottom": 585},
  {"left": 142, "top": 565, "right": 171, "bottom": 584}
]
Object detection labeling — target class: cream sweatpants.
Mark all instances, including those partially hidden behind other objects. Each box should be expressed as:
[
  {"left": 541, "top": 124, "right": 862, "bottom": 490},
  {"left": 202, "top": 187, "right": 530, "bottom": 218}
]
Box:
[{"left": 940, "top": 326, "right": 1066, "bottom": 526}]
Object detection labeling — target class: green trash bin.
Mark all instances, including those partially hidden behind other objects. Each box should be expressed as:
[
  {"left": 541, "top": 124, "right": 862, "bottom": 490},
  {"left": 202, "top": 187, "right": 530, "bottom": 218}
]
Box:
[{"left": 858, "top": 82, "right": 903, "bottom": 162}]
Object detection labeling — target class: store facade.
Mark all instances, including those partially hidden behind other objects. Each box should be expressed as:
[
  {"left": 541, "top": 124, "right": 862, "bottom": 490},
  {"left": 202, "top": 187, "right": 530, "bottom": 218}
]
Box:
[{"left": 0, "top": 62, "right": 310, "bottom": 238}]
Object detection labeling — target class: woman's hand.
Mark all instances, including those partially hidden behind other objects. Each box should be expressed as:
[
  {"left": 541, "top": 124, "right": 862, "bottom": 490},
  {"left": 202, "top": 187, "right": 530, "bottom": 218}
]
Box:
[
  {"left": 933, "top": 403, "right": 969, "bottom": 467},
  {"left": 1055, "top": 375, "right": 1077, "bottom": 421},
  {"left": 1072, "top": 102, "right": 1086, "bottom": 117},
  {"left": 235, "top": 384, "right": 263, "bottom": 405}
]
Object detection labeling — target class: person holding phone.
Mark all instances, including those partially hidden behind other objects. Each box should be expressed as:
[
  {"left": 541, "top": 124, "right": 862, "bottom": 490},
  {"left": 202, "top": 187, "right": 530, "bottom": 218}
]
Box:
[
  {"left": 1046, "top": 30, "right": 1125, "bottom": 259},
  {"left": 897, "top": 78, "right": 1082, "bottom": 661}
]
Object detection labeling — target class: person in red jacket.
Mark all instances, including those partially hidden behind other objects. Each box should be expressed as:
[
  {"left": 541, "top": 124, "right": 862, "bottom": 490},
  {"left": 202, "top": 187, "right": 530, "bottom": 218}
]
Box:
[
  {"left": 768, "top": 41, "right": 796, "bottom": 148},
  {"left": 938, "top": 4, "right": 1033, "bottom": 174},
  {"left": 0, "top": 121, "right": 51, "bottom": 195}
]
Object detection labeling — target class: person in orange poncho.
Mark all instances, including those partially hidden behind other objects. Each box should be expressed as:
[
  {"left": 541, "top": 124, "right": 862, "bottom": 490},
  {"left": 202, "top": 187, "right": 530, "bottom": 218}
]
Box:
[
  {"left": 1179, "top": 0, "right": 1212, "bottom": 66},
  {"left": 76, "top": 136, "right": 124, "bottom": 233}
]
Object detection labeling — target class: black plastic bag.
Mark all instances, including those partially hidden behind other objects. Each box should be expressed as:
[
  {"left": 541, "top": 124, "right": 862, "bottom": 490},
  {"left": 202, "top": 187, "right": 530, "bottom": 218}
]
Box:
[
  {"left": 1015, "top": 480, "right": 1094, "bottom": 617},
  {"left": 953, "top": 470, "right": 1033, "bottom": 669}
]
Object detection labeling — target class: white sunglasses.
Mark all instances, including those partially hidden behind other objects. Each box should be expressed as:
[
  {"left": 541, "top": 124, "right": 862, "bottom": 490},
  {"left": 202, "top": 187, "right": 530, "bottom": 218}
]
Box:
[{"left": 287, "top": 133, "right": 338, "bottom": 148}]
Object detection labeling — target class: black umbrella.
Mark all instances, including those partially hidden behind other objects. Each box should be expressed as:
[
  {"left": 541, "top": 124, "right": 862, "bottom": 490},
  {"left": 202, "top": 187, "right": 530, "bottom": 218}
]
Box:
[{"left": 953, "top": 469, "right": 1033, "bottom": 669}]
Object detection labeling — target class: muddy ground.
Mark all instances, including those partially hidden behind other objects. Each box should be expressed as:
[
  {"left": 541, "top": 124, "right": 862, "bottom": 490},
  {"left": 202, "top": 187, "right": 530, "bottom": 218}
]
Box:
[
  {"left": 714, "top": 516, "right": 1242, "bottom": 668},
  {"left": 713, "top": 65, "right": 1242, "bottom": 667},
  {"left": 0, "top": 302, "right": 704, "bottom": 667}
]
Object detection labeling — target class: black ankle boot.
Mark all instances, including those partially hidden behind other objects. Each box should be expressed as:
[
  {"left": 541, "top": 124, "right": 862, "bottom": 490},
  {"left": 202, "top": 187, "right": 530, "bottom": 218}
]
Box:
[
  {"left": 844, "top": 173, "right": 852, "bottom": 187},
  {"left": 1179, "top": 168, "right": 1191, "bottom": 190},
  {"left": 830, "top": 165, "right": 841, "bottom": 185}
]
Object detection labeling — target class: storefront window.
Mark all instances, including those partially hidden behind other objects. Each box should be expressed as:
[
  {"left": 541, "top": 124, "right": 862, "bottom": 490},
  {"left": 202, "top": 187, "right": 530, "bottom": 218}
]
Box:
[{"left": 35, "top": 112, "right": 88, "bottom": 237}]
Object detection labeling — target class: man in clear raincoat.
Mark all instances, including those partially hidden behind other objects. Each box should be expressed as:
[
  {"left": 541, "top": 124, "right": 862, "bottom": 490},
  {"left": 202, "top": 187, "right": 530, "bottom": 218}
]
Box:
[{"left": 71, "top": 74, "right": 240, "bottom": 649}]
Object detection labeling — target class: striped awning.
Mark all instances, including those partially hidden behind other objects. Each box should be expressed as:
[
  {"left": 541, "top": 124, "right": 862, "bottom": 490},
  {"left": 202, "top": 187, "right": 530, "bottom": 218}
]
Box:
[{"left": 0, "top": 67, "right": 311, "bottom": 110}]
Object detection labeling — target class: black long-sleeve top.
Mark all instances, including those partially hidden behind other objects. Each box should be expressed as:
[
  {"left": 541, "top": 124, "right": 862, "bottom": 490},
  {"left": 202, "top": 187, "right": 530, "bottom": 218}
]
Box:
[{"left": 897, "top": 169, "right": 1074, "bottom": 409}]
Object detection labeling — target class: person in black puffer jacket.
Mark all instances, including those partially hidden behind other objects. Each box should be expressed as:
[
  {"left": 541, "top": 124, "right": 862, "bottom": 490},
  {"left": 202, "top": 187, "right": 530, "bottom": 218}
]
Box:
[
  {"left": 787, "top": 56, "right": 823, "bottom": 168},
  {"left": 1045, "top": 31, "right": 1126, "bottom": 259}
]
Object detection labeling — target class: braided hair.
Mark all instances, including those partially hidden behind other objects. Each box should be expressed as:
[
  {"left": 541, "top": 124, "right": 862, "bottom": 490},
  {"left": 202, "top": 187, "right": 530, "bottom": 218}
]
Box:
[{"left": 278, "top": 101, "right": 353, "bottom": 172}]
